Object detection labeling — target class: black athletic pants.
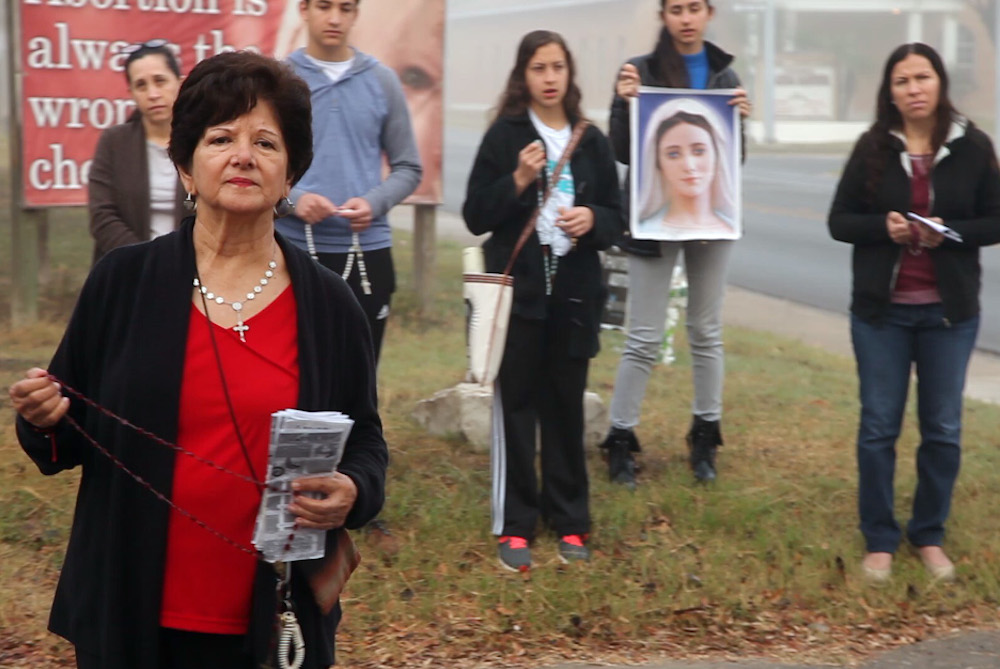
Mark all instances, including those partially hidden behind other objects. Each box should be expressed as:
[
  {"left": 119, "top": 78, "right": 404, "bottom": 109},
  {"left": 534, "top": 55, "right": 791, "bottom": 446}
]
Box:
[
  {"left": 76, "top": 629, "right": 254, "bottom": 669},
  {"left": 316, "top": 246, "right": 395, "bottom": 365},
  {"left": 493, "top": 310, "right": 591, "bottom": 540}
]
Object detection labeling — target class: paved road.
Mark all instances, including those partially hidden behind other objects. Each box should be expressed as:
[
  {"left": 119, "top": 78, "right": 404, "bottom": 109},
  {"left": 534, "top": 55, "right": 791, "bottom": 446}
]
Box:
[
  {"left": 442, "top": 127, "right": 1000, "bottom": 354},
  {"left": 539, "top": 629, "right": 1000, "bottom": 668}
]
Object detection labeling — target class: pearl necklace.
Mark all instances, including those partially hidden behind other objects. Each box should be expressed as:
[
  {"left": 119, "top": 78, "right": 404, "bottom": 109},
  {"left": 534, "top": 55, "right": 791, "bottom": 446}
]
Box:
[{"left": 193, "top": 254, "right": 278, "bottom": 343}]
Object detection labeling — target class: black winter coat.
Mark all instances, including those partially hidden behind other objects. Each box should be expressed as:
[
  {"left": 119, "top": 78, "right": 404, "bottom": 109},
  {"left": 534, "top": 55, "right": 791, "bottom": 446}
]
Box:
[
  {"left": 16, "top": 219, "right": 388, "bottom": 669},
  {"left": 609, "top": 41, "right": 743, "bottom": 256},
  {"left": 828, "top": 120, "right": 1000, "bottom": 324},
  {"left": 462, "top": 113, "right": 621, "bottom": 358}
]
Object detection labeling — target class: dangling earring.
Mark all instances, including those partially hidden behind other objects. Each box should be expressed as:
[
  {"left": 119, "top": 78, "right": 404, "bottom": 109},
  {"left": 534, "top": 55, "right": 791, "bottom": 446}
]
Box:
[
  {"left": 274, "top": 196, "right": 295, "bottom": 218},
  {"left": 183, "top": 192, "right": 197, "bottom": 212}
]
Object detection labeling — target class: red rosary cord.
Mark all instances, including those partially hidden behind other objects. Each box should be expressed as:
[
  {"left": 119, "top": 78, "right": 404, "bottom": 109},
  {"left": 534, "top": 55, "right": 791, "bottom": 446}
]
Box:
[
  {"left": 62, "top": 413, "right": 261, "bottom": 559},
  {"left": 47, "top": 373, "right": 301, "bottom": 560},
  {"left": 49, "top": 374, "right": 268, "bottom": 491}
]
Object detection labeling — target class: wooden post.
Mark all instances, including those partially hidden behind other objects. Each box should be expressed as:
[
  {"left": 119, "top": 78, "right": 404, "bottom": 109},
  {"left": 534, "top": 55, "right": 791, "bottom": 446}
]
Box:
[
  {"left": 6, "top": 0, "right": 42, "bottom": 326},
  {"left": 412, "top": 204, "right": 437, "bottom": 317},
  {"left": 38, "top": 216, "right": 50, "bottom": 285},
  {"left": 12, "top": 212, "right": 43, "bottom": 326}
]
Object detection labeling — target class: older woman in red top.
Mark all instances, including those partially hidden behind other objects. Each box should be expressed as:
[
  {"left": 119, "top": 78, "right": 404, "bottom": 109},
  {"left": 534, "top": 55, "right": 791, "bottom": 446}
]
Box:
[{"left": 10, "top": 51, "right": 387, "bottom": 669}]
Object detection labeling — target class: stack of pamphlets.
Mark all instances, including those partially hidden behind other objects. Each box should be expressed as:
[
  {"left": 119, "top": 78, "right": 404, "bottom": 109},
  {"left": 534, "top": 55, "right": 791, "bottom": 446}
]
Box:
[{"left": 252, "top": 409, "right": 354, "bottom": 563}]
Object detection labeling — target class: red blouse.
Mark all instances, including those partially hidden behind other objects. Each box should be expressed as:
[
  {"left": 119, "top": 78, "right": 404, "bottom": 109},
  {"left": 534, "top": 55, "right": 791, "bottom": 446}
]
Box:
[
  {"left": 161, "top": 286, "right": 299, "bottom": 634},
  {"left": 892, "top": 153, "right": 940, "bottom": 304}
]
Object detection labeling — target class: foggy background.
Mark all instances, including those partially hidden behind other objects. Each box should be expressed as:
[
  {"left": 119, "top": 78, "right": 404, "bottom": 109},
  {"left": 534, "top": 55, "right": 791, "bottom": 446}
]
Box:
[
  {"left": 440, "top": 0, "right": 1000, "bottom": 354},
  {"left": 443, "top": 0, "right": 998, "bottom": 194},
  {"left": 3, "top": 1, "right": 999, "bottom": 351}
]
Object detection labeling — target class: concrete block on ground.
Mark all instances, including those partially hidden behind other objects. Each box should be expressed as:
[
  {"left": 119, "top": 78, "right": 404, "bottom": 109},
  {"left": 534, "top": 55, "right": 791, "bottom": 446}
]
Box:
[{"left": 412, "top": 382, "right": 610, "bottom": 453}]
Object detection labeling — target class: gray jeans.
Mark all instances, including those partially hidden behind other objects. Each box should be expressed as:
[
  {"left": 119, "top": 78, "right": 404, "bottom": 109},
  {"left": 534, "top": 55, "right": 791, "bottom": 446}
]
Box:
[{"left": 610, "top": 240, "right": 734, "bottom": 428}]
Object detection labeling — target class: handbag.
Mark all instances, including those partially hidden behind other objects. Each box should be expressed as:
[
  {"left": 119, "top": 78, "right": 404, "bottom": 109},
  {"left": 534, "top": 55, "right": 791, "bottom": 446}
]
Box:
[
  {"left": 299, "top": 527, "right": 361, "bottom": 615},
  {"left": 464, "top": 120, "right": 590, "bottom": 385}
]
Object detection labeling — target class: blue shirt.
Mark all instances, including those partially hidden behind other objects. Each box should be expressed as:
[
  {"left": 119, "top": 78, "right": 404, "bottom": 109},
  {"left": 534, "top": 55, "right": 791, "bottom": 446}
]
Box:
[{"left": 683, "top": 50, "right": 710, "bottom": 90}]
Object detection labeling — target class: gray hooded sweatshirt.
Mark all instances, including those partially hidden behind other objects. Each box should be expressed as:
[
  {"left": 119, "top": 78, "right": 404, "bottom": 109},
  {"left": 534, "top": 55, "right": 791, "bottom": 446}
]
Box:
[{"left": 277, "top": 48, "right": 422, "bottom": 253}]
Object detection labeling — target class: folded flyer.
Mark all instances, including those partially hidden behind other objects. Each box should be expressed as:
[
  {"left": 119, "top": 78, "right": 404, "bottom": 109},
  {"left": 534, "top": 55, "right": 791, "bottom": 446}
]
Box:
[{"left": 252, "top": 409, "right": 354, "bottom": 563}]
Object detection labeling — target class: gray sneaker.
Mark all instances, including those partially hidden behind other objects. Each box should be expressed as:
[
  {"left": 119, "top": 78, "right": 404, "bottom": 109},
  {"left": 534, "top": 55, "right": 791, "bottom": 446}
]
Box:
[
  {"left": 558, "top": 535, "right": 590, "bottom": 563},
  {"left": 498, "top": 536, "right": 531, "bottom": 572}
]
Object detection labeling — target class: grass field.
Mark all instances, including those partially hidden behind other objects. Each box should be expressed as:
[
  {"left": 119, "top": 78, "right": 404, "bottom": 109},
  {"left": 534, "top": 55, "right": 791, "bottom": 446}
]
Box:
[{"left": 2, "top": 212, "right": 999, "bottom": 668}]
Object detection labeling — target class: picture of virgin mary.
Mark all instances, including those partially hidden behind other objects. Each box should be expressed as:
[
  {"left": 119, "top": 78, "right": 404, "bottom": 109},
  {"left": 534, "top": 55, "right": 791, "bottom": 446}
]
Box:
[{"left": 632, "top": 92, "right": 741, "bottom": 241}]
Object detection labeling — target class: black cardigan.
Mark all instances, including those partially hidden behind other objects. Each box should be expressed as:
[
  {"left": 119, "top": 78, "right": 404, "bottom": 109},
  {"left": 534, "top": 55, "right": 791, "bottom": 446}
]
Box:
[
  {"left": 828, "top": 120, "right": 1000, "bottom": 323},
  {"left": 16, "top": 219, "right": 387, "bottom": 669},
  {"left": 608, "top": 41, "right": 743, "bottom": 256},
  {"left": 462, "top": 113, "right": 621, "bottom": 358}
]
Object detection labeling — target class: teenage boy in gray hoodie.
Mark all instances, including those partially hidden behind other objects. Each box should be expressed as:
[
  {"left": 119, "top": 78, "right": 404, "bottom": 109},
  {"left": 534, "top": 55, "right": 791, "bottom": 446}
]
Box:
[
  {"left": 277, "top": 0, "right": 422, "bottom": 364},
  {"left": 278, "top": 0, "right": 422, "bottom": 554}
]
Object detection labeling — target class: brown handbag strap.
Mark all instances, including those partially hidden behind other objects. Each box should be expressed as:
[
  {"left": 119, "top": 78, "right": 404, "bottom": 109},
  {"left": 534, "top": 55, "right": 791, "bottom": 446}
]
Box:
[{"left": 501, "top": 120, "right": 590, "bottom": 276}]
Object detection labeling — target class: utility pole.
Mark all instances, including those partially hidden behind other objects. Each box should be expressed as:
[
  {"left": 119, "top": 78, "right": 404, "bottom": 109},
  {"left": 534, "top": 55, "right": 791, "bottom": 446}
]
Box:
[{"left": 763, "top": 0, "right": 776, "bottom": 143}]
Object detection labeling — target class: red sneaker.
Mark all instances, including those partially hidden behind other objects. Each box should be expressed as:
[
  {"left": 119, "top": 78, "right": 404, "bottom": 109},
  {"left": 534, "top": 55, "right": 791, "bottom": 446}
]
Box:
[
  {"left": 558, "top": 534, "right": 590, "bottom": 563},
  {"left": 498, "top": 536, "right": 531, "bottom": 572}
]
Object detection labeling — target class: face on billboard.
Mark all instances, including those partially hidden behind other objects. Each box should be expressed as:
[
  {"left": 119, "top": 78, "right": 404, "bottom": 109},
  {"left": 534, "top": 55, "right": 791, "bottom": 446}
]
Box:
[
  {"left": 351, "top": 0, "right": 443, "bottom": 203},
  {"left": 20, "top": 0, "right": 444, "bottom": 206}
]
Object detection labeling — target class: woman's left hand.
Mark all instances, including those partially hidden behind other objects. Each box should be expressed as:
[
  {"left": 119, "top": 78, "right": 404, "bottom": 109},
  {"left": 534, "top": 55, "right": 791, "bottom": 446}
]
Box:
[
  {"left": 288, "top": 472, "right": 358, "bottom": 530},
  {"left": 556, "top": 206, "right": 594, "bottom": 239},
  {"left": 917, "top": 217, "right": 946, "bottom": 249},
  {"left": 729, "top": 89, "right": 752, "bottom": 119}
]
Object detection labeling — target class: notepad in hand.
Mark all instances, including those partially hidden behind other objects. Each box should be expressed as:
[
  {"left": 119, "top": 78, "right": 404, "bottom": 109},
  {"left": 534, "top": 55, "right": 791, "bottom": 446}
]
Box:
[{"left": 907, "top": 212, "right": 963, "bottom": 243}]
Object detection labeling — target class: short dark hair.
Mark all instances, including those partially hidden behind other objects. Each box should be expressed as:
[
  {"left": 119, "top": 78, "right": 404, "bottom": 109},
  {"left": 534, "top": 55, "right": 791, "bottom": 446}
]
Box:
[
  {"left": 124, "top": 43, "right": 182, "bottom": 84},
  {"left": 169, "top": 51, "right": 314, "bottom": 186}
]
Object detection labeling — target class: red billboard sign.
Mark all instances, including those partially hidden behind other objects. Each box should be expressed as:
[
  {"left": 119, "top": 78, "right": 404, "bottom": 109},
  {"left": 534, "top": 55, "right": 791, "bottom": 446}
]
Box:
[{"left": 18, "top": 0, "right": 444, "bottom": 207}]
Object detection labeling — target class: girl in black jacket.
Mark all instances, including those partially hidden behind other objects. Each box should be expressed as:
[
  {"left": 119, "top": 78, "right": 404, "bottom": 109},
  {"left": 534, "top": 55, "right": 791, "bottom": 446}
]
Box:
[
  {"left": 601, "top": 0, "right": 752, "bottom": 487},
  {"left": 463, "top": 30, "right": 620, "bottom": 572},
  {"left": 828, "top": 43, "right": 1000, "bottom": 584}
]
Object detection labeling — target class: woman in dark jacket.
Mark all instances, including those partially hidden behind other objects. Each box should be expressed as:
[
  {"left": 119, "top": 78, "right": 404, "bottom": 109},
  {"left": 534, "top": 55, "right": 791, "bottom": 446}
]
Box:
[
  {"left": 601, "top": 0, "right": 752, "bottom": 487},
  {"left": 463, "top": 30, "right": 620, "bottom": 572},
  {"left": 88, "top": 40, "right": 187, "bottom": 264},
  {"left": 828, "top": 43, "right": 1000, "bottom": 584},
  {"left": 11, "top": 52, "right": 387, "bottom": 668}
]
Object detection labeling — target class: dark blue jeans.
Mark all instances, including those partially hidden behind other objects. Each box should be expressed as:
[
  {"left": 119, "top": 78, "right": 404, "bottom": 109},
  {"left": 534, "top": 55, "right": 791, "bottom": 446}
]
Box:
[{"left": 851, "top": 303, "right": 979, "bottom": 553}]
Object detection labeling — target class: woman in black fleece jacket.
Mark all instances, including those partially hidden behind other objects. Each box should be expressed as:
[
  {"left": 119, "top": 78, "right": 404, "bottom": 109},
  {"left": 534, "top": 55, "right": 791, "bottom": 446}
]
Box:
[{"left": 828, "top": 43, "right": 1000, "bottom": 584}]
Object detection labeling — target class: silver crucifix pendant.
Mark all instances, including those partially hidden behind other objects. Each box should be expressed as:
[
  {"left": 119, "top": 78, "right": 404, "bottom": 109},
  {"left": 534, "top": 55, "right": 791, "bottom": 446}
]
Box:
[
  {"left": 231, "top": 301, "right": 249, "bottom": 343},
  {"left": 234, "top": 321, "right": 249, "bottom": 342}
]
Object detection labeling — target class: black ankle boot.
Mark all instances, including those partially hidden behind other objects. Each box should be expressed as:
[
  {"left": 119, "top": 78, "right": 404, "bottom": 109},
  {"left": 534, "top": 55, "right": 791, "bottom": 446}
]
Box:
[
  {"left": 600, "top": 427, "right": 640, "bottom": 489},
  {"left": 686, "top": 416, "right": 723, "bottom": 483}
]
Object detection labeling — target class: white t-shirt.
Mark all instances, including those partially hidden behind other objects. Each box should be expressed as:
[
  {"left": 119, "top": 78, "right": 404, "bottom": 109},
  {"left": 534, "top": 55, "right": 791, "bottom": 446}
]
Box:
[
  {"left": 147, "top": 141, "right": 176, "bottom": 240},
  {"left": 305, "top": 54, "right": 355, "bottom": 83},
  {"left": 528, "top": 109, "right": 574, "bottom": 257}
]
